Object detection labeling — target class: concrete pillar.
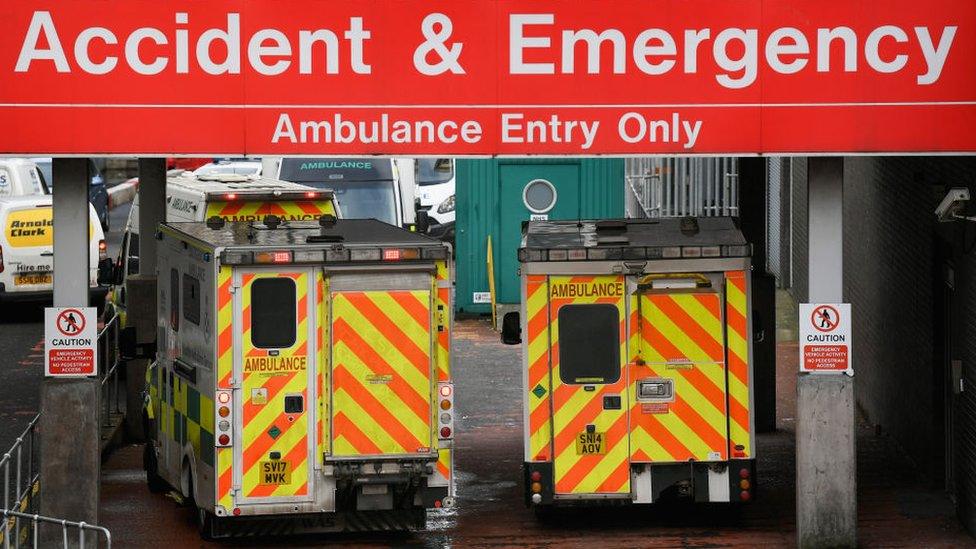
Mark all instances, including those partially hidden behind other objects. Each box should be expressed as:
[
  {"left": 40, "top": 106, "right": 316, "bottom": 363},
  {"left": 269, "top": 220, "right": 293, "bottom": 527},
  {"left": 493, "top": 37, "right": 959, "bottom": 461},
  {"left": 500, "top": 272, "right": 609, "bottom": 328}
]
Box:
[
  {"left": 41, "top": 158, "right": 100, "bottom": 545},
  {"left": 796, "top": 157, "right": 856, "bottom": 548},
  {"left": 137, "top": 158, "right": 166, "bottom": 277},
  {"left": 52, "top": 158, "right": 91, "bottom": 305},
  {"left": 123, "top": 159, "right": 166, "bottom": 440}
]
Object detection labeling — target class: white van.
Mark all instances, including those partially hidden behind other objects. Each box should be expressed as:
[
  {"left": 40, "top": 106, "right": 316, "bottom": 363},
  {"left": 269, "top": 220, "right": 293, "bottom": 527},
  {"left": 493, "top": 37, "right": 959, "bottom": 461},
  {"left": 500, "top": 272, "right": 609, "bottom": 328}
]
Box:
[
  {"left": 0, "top": 194, "right": 105, "bottom": 303},
  {"left": 267, "top": 157, "right": 416, "bottom": 228},
  {"left": 415, "top": 158, "right": 455, "bottom": 241},
  {"left": 0, "top": 158, "right": 49, "bottom": 198}
]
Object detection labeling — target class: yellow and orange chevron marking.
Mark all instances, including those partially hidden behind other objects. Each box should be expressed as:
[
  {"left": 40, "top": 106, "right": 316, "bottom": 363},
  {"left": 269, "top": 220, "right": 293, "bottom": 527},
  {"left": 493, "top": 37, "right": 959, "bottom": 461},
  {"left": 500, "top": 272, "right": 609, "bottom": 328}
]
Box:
[
  {"left": 549, "top": 276, "right": 630, "bottom": 495},
  {"left": 525, "top": 275, "right": 551, "bottom": 462},
  {"left": 725, "top": 271, "right": 752, "bottom": 458},
  {"left": 215, "top": 267, "right": 234, "bottom": 510},
  {"left": 629, "top": 291, "right": 731, "bottom": 463},
  {"left": 317, "top": 274, "right": 329, "bottom": 459},
  {"left": 240, "top": 272, "right": 311, "bottom": 499},
  {"left": 331, "top": 290, "right": 434, "bottom": 457},
  {"left": 435, "top": 260, "right": 451, "bottom": 382},
  {"left": 205, "top": 200, "right": 336, "bottom": 222}
]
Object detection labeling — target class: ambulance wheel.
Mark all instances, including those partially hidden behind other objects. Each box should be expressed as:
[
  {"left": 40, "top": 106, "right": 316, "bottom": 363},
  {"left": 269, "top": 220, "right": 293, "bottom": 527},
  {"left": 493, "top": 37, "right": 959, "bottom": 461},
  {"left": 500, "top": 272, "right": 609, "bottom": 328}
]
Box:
[{"left": 143, "top": 442, "right": 167, "bottom": 493}]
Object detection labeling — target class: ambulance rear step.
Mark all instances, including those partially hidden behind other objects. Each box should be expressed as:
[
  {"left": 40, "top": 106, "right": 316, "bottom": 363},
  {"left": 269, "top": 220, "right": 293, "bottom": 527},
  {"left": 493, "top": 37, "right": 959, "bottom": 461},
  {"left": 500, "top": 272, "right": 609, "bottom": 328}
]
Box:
[{"left": 207, "top": 509, "right": 425, "bottom": 538}]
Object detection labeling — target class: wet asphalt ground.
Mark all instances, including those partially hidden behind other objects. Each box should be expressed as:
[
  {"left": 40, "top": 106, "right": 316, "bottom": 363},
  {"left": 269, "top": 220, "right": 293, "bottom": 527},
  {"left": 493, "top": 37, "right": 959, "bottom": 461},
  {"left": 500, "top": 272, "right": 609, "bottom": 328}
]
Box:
[{"left": 98, "top": 321, "right": 973, "bottom": 547}]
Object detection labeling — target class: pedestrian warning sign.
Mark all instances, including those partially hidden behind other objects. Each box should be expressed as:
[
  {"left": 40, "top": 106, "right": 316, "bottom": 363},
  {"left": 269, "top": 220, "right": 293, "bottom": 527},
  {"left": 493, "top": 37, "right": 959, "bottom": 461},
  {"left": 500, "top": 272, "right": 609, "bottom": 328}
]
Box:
[
  {"left": 799, "top": 303, "right": 852, "bottom": 376},
  {"left": 44, "top": 307, "right": 97, "bottom": 377}
]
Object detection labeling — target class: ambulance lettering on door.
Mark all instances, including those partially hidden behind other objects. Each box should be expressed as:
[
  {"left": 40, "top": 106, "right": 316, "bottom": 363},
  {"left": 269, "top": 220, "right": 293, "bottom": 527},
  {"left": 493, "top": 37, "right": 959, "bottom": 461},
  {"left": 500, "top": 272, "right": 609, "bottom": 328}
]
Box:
[{"left": 799, "top": 303, "right": 852, "bottom": 376}]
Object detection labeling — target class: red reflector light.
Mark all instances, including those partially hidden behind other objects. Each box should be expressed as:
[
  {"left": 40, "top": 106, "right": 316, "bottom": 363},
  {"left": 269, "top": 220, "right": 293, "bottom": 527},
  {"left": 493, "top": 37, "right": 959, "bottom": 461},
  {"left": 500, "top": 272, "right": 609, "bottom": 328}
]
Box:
[
  {"left": 232, "top": 507, "right": 241, "bottom": 516},
  {"left": 530, "top": 471, "right": 542, "bottom": 482},
  {"left": 434, "top": 500, "right": 442, "bottom": 508},
  {"left": 740, "top": 490, "right": 751, "bottom": 501},
  {"left": 383, "top": 249, "right": 401, "bottom": 261},
  {"left": 739, "top": 468, "right": 750, "bottom": 479},
  {"left": 219, "top": 434, "right": 230, "bottom": 445},
  {"left": 440, "top": 427, "right": 452, "bottom": 438}
]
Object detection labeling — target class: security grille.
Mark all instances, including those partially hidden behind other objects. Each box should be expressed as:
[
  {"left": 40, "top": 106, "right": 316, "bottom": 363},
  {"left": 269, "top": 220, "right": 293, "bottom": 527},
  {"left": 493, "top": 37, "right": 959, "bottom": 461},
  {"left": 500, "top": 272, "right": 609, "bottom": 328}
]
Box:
[{"left": 625, "top": 158, "right": 739, "bottom": 219}]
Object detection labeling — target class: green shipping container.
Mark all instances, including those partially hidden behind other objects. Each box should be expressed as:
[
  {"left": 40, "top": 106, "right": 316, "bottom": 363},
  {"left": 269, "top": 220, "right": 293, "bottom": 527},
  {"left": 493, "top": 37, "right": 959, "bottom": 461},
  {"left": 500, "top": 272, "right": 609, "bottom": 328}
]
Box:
[{"left": 455, "top": 158, "right": 624, "bottom": 314}]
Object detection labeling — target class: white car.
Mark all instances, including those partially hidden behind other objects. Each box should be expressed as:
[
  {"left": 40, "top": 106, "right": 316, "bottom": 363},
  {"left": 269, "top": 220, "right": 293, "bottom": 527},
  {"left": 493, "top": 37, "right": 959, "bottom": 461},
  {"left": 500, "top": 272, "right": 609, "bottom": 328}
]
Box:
[{"left": 415, "top": 158, "right": 455, "bottom": 241}]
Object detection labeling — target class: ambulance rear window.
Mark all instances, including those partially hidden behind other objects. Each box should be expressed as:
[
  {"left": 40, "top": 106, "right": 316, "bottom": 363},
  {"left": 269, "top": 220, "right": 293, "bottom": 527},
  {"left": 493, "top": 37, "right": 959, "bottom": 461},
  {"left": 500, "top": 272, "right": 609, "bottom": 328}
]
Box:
[
  {"left": 557, "top": 304, "right": 620, "bottom": 384},
  {"left": 250, "top": 278, "right": 296, "bottom": 349}
]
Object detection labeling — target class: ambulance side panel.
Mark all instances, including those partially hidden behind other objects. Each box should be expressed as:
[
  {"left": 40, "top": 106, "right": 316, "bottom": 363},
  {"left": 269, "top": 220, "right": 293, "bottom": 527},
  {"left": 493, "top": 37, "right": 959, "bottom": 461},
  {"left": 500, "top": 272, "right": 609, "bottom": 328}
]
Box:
[
  {"left": 154, "top": 234, "right": 217, "bottom": 509},
  {"left": 523, "top": 274, "right": 552, "bottom": 463},
  {"left": 214, "top": 265, "right": 235, "bottom": 513},
  {"left": 725, "top": 271, "right": 755, "bottom": 459},
  {"left": 431, "top": 259, "right": 453, "bottom": 488}
]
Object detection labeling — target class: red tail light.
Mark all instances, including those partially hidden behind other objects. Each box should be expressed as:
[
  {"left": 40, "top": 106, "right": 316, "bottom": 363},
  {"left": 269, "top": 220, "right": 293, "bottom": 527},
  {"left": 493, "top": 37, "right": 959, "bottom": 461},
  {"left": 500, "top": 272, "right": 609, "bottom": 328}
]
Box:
[
  {"left": 98, "top": 240, "right": 107, "bottom": 260},
  {"left": 440, "top": 427, "right": 452, "bottom": 438}
]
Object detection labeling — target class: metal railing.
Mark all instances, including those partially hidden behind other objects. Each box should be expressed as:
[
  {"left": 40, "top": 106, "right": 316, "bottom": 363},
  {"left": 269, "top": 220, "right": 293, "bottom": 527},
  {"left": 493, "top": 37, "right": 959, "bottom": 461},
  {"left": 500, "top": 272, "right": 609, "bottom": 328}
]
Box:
[
  {"left": 97, "top": 308, "right": 123, "bottom": 430},
  {"left": 625, "top": 157, "right": 739, "bottom": 218},
  {"left": 1, "top": 510, "right": 110, "bottom": 549},
  {"left": 0, "top": 416, "right": 38, "bottom": 548}
]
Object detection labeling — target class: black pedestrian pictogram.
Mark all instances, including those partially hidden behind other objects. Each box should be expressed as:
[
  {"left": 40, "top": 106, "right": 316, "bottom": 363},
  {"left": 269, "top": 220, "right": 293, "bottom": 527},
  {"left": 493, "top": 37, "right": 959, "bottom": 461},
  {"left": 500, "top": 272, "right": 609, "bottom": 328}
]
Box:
[
  {"left": 56, "top": 309, "right": 86, "bottom": 336},
  {"left": 811, "top": 305, "right": 840, "bottom": 333}
]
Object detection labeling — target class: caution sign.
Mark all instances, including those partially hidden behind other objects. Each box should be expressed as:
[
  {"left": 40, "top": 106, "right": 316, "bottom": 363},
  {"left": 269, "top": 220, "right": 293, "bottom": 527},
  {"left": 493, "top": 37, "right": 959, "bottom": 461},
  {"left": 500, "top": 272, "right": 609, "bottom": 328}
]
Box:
[
  {"left": 799, "top": 303, "right": 852, "bottom": 376},
  {"left": 44, "top": 307, "right": 97, "bottom": 377}
]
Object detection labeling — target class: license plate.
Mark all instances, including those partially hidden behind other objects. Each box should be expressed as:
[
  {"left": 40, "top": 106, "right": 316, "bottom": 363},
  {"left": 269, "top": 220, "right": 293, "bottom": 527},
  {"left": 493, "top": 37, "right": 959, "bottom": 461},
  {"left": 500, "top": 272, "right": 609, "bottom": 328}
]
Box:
[
  {"left": 14, "top": 273, "right": 51, "bottom": 286},
  {"left": 259, "top": 460, "right": 291, "bottom": 485},
  {"left": 575, "top": 432, "right": 606, "bottom": 455}
]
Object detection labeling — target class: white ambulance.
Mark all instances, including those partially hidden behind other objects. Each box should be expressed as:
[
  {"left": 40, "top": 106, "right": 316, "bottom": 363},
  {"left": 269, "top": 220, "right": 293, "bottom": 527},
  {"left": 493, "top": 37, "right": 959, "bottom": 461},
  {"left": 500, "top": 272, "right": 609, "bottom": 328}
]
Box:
[
  {"left": 144, "top": 215, "right": 455, "bottom": 538},
  {"left": 108, "top": 172, "right": 338, "bottom": 325}
]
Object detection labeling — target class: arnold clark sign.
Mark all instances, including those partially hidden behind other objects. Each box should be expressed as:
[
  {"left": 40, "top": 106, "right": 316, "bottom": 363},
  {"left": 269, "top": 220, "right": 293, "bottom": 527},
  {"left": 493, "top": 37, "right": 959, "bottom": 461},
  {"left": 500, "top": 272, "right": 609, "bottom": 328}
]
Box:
[{"left": 0, "top": 0, "right": 974, "bottom": 156}]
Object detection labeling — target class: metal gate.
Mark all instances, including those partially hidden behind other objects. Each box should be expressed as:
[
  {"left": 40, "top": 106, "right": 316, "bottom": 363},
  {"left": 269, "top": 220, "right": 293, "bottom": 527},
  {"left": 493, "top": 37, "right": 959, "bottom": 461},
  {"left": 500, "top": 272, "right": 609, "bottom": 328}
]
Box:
[{"left": 625, "top": 158, "right": 739, "bottom": 219}]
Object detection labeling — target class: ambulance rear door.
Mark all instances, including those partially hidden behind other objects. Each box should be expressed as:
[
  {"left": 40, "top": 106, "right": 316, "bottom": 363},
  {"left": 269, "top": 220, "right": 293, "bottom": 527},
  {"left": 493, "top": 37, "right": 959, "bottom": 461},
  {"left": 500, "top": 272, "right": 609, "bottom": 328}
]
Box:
[
  {"left": 548, "top": 275, "right": 631, "bottom": 497},
  {"left": 628, "top": 276, "right": 730, "bottom": 465},
  {"left": 327, "top": 270, "right": 436, "bottom": 460},
  {"left": 232, "top": 268, "right": 317, "bottom": 504}
]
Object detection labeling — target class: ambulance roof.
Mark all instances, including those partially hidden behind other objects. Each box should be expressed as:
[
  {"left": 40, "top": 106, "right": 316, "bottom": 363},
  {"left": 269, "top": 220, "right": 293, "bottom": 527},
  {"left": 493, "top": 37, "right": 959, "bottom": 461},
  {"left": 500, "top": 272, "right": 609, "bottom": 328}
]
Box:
[
  {"left": 166, "top": 172, "right": 333, "bottom": 199},
  {"left": 164, "top": 218, "right": 443, "bottom": 249},
  {"left": 522, "top": 217, "right": 748, "bottom": 249}
]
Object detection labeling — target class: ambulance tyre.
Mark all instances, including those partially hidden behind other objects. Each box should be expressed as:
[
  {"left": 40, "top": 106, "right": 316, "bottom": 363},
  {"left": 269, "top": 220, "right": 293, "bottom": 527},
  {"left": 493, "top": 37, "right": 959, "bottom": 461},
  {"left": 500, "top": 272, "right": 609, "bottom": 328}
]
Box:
[{"left": 142, "top": 441, "right": 167, "bottom": 494}]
